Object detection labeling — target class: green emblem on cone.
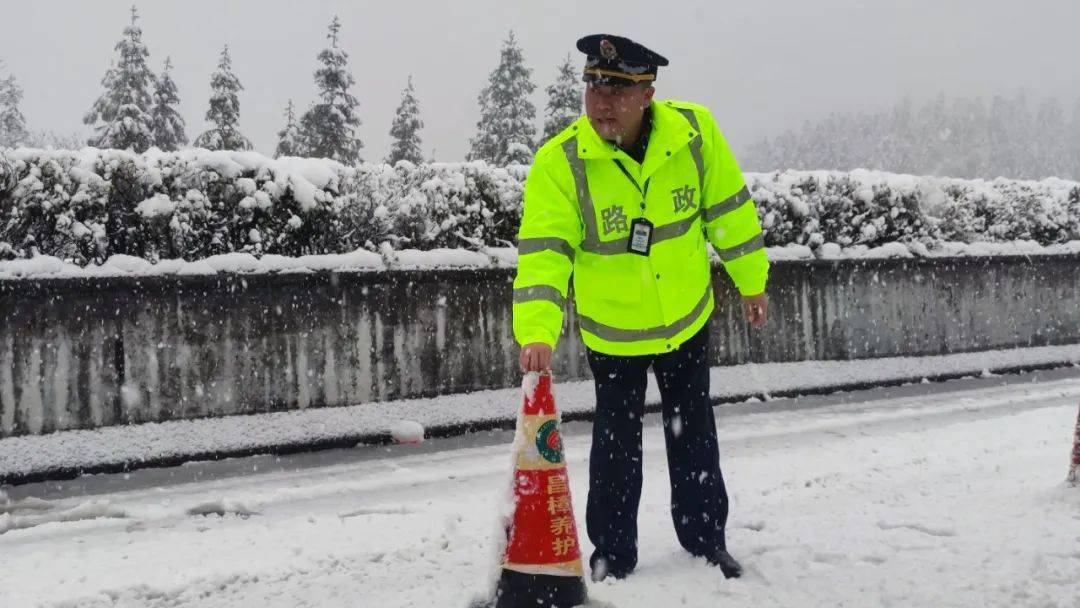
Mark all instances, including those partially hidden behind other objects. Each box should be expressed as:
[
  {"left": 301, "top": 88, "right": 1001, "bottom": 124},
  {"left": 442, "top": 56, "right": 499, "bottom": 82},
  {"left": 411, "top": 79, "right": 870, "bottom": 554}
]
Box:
[{"left": 536, "top": 420, "right": 563, "bottom": 464}]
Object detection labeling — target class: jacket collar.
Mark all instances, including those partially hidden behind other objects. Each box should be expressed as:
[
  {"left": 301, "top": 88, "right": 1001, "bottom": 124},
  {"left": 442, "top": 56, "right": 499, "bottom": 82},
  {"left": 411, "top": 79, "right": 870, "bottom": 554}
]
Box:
[{"left": 573, "top": 100, "right": 699, "bottom": 179}]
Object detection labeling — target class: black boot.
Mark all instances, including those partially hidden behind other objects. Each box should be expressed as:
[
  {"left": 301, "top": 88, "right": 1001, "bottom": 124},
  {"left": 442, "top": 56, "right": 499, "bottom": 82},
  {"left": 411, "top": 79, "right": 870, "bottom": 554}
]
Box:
[
  {"left": 590, "top": 551, "right": 635, "bottom": 582},
  {"left": 708, "top": 549, "right": 743, "bottom": 579}
]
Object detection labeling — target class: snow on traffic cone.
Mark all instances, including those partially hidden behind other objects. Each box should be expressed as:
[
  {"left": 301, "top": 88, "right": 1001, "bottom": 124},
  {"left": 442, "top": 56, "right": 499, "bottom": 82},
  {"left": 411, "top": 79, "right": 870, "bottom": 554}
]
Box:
[
  {"left": 1068, "top": 402, "right": 1080, "bottom": 486},
  {"left": 492, "top": 372, "right": 587, "bottom": 608}
]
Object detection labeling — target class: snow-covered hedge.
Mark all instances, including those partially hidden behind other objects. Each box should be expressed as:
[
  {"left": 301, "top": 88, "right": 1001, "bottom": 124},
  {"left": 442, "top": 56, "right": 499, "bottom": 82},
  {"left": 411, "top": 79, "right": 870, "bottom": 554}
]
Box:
[
  {"left": 0, "top": 148, "right": 524, "bottom": 264},
  {"left": 751, "top": 169, "right": 1080, "bottom": 248},
  {"left": 1, "top": 148, "right": 1078, "bottom": 265}
]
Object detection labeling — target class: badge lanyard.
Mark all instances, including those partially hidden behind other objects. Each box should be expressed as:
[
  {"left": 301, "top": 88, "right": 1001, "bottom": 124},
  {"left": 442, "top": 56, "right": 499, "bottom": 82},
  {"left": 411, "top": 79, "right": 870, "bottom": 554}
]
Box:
[{"left": 613, "top": 159, "right": 653, "bottom": 256}]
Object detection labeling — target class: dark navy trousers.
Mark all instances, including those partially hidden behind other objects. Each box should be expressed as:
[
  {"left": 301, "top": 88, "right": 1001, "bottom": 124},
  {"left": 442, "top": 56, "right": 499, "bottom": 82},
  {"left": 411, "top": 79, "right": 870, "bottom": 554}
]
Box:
[{"left": 585, "top": 326, "right": 728, "bottom": 572}]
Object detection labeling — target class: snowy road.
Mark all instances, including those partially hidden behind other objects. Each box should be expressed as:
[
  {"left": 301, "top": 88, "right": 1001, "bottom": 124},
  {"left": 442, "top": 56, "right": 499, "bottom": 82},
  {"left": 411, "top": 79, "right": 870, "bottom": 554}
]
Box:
[{"left": 2, "top": 370, "right": 1079, "bottom": 608}]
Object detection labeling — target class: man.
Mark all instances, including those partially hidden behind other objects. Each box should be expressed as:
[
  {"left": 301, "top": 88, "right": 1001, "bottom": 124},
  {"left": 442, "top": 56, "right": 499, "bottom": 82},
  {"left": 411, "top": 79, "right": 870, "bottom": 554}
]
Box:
[{"left": 512, "top": 34, "right": 769, "bottom": 582}]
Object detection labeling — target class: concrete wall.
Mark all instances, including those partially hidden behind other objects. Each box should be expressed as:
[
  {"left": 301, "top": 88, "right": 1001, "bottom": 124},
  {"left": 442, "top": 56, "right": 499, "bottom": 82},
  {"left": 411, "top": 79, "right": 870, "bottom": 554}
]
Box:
[{"left": 2, "top": 255, "right": 1079, "bottom": 437}]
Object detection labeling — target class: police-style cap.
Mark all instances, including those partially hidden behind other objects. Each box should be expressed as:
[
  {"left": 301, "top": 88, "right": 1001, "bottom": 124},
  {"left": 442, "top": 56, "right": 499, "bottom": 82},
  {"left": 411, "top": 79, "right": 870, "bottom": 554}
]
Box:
[{"left": 576, "top": 34, "right": 669, "bottom": 86}]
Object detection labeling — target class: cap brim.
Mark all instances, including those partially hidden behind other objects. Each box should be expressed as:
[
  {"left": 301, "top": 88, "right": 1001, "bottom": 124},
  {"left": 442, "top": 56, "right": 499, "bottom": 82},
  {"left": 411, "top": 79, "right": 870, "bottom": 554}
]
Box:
[{"left": 583, "top": 69, "right": 655, "bottom": 87}]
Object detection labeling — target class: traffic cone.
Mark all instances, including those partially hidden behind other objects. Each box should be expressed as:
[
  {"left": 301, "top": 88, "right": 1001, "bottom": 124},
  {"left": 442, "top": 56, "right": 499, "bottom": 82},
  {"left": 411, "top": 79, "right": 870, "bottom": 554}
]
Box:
[
  {"left": 492, "top": 372, "right": 587, "bottom": 608},
  {"left": 1068, "top": 402, "right": 1080, "bottom": 486}
]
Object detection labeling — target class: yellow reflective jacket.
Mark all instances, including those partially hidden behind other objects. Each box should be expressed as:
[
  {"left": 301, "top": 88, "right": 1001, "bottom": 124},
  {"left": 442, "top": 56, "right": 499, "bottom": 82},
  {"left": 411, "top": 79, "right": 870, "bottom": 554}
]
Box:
[{"left": 513, "top": 99, "right": 769, "bottom": 357}]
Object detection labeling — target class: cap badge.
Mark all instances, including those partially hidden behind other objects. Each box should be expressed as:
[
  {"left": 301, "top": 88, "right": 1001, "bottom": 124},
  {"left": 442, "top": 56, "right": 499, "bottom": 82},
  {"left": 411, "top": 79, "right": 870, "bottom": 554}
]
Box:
[{"left": 599, "top": 39, "right": 618, "bottom": 60}]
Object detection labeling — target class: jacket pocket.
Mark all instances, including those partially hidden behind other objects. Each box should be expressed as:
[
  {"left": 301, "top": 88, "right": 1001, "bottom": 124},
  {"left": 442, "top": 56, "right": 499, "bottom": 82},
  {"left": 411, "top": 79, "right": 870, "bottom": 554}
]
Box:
[{"left": 573, "top": 257, "right": 642, "bottom": 318}]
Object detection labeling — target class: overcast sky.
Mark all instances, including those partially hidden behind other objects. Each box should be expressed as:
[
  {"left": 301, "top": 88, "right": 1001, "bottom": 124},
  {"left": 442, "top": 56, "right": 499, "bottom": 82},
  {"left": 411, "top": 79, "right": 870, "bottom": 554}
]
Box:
[{"left": 3, "top": 0, "right": 1080, "bottom": 160}]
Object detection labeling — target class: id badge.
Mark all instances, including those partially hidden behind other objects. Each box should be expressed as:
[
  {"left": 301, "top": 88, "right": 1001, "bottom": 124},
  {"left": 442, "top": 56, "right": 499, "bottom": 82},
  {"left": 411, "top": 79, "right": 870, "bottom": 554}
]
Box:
[{"left": 628, "top": 218, "right": 653, "bottom": 256}]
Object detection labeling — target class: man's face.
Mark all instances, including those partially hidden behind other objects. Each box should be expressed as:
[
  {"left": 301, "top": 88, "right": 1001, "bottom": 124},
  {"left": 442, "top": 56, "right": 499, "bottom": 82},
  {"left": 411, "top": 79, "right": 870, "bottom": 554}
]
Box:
[{"left": 584, "top": 82, "right": 655, "bottom": 144}]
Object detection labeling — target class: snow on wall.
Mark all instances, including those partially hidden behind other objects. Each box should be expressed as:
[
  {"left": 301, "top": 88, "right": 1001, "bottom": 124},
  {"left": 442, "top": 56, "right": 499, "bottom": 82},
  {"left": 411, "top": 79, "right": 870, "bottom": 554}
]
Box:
[
  {"left": 1, "top": 148, "right": 1078, "bottom": 269},
  {"left": 4, "top": 240, "right": 1080, "bottom": 280}
]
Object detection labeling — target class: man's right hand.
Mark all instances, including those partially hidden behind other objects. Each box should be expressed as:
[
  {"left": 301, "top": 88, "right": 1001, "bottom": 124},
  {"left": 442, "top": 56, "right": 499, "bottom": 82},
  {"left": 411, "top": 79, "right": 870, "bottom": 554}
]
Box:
[{"left": 519, "top": 343, "right": 553, "bottom": 373}]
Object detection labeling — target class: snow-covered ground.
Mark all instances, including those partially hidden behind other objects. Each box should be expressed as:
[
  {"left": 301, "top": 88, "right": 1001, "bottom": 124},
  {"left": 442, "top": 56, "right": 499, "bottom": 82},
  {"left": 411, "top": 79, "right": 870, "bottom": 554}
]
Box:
[{"left": 2, "top": 369, "right": 1078, "bottom": 607}]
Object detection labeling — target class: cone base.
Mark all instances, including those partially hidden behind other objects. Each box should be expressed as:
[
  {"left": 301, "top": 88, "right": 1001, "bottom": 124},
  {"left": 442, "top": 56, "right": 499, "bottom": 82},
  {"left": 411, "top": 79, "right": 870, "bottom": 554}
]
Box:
[{"left": 492, "top": 568, "right": 587, "bottom": 608}]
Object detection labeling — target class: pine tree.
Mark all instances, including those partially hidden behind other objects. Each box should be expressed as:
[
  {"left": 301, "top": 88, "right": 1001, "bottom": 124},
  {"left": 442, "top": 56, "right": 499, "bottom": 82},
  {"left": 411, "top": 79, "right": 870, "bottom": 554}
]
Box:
[
  {"left": 1069, "top": 99, "right": 1080, "bottom": 180},
  {"left": 299, "top": 16, "right": 363, "bottom": 163},
  {"left": 942, "top": 96, "right": 989, "bottom": 178},
  {"left": 23, "top": 131, "right": 84, "bottom": 150},
  {"left": 193, "top": 45, "right": 252, "bottom": 151},
  {"left": 542, "top": 55, "right": 582, "bottom": 141},
  {"left": 0, "top": 62, "right": 29, "bottom": 147},
  {"left": 1033, "top": 97, "right": 1067, "bottom": 179},
  {"left": 274, "top": 99, "right": 304, "bottom": 158},
  {"left": 986, "top": 94, "right": 1010, "bottom": 178},
  {"left": 150, "top": 57, "right": 187, "bottom": 151},
  {"left": 386, "top": 76, "right": 424, "bottom": 165},
  {"left": 83, "top": 6, "right": 156, "bottom": 152},
  {"left": 468, "top": 31, "right": 537, "bottom": 165}
]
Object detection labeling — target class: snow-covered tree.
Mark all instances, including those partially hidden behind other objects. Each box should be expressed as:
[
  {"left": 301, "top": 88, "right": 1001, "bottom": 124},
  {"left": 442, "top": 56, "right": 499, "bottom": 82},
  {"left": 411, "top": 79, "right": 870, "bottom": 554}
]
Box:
[
  {"left": 23, "top": 131, "right": 84, "bottom": 150},
  {"left": 542, "top": 55, "right": 582, "bottom": 141},
  {"left": 468, "top": 31, "right": 537, "bottom": 165},
  {"left": 743, "top": 90, "right": 1080, "bottom": 181},
  {"left": 193, "top": 45, "right": 252, "bottom": 151},
  {"left": 150, "top": 56, "right": 187, "bottom": 151},
  {"left": 299, "top": 16, "right": 362, "bottom": 163},
  {"left": 386, "top": 76, "right": 424, "bottom": 165},
  {"left": 1069, "top": 99, "right": 1080, "bottom": 180},
  {"left": 274, "top": 99, "right": 304, "bottom": 158},
  {"left": 1032, "top": 97, "right": 1067, "bottom": 179},
  {"left": 0, "top": 62, "right": 29, "bottom": 147},
  {"left": 941, "top": 96, "right": 989, "bottom": 179},
  {"left": 987, "top": 92, "right": 1031, "bottom": 179},
  {"left": 83, "top": 6, "right": 156, "bottom": 152}
]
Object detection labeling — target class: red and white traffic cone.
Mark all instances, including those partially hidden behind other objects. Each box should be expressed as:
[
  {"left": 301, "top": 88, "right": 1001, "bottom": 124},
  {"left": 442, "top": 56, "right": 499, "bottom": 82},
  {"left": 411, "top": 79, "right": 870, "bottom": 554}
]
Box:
[
  {"left": 1068, "top": 403, "right": 1080, "bottom": 486},
  {"left": 490, "top": 372, "right": 587, "bottom": 608}
]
